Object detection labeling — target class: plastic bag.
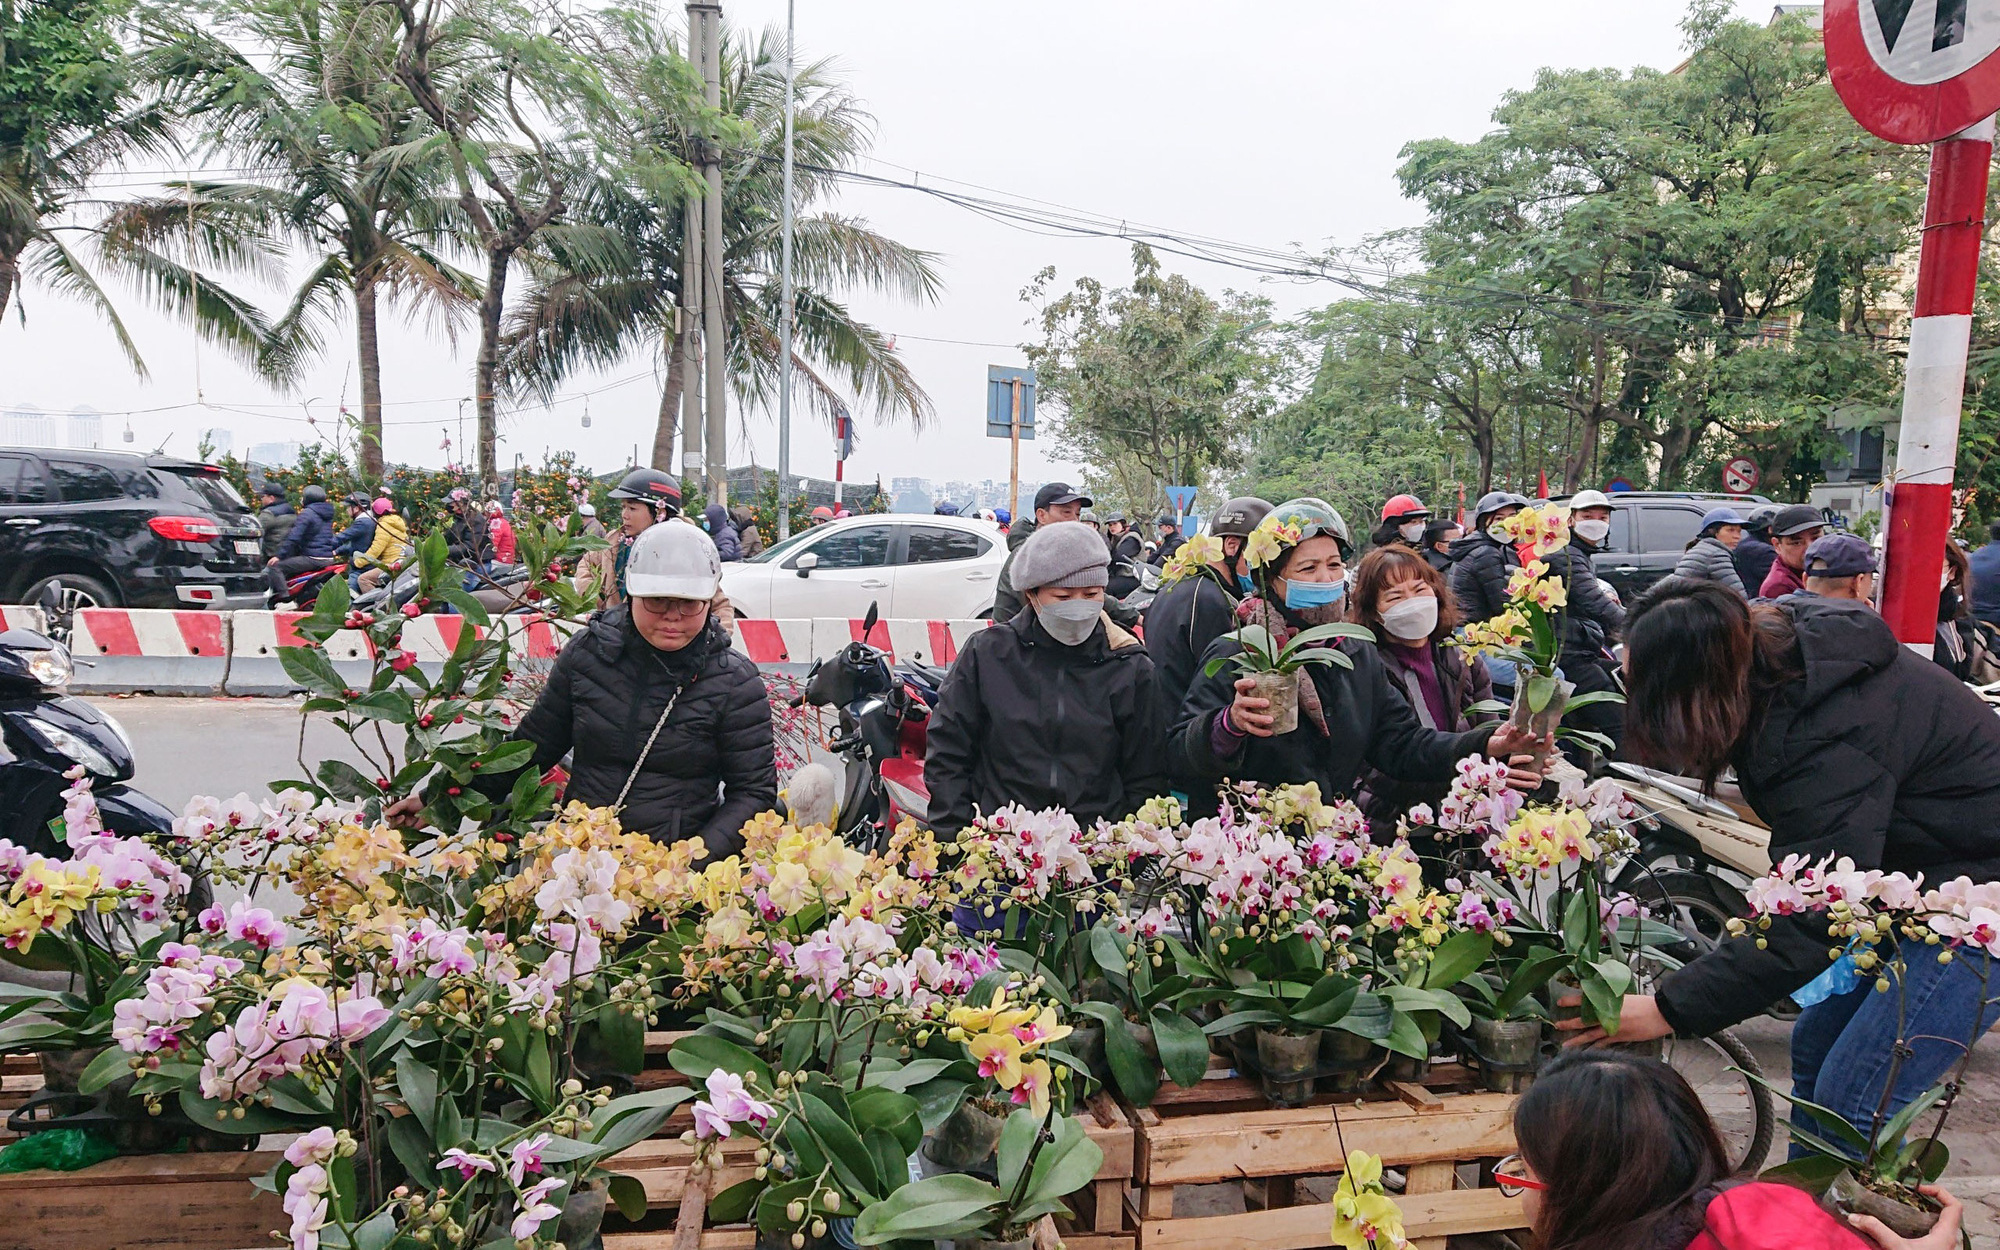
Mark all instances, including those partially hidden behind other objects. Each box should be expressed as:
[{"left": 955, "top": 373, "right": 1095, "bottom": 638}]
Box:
[
  {"left": 1792, "top": 951, "right": 1864, "bottom": 1009},
  {"left": 0, "top": 1128, "right": 119, "bottom": 1173}
]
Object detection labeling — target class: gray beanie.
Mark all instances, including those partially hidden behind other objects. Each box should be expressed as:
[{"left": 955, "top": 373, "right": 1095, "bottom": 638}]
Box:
[{"left": 1012, "top": 521, "right": 1109, "bottom": 591}]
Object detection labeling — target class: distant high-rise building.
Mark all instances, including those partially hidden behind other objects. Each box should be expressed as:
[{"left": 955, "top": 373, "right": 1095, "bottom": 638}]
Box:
[
  {"left": 65, "top": 406, "right": 103, "bottom": 449},
  {"left": 890, "top": 476, "right": 933, "bottom": 513},
  {"left": 247, "top": 440, "right": 303, "bottom": 468},
  {"left": 3, "top": 404, "right": 59, "bottom": 447},
  {"left": 199, "top": 428, "right": 234, "bottom": 458}
]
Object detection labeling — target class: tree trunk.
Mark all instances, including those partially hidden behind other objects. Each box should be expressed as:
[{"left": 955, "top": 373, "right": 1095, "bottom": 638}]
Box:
[
  {"left": 651, "top": 323, "right": 690, "bottom": 471},
  {"left": 474, "top": 247, "right": 512, "bottom": 486},
  {"left": 1474, "top": 424, "right": 1495, "bottom": 496},
  {"left": 0, "top": 250, "right": 17, "bottom": 327},
  {"left": 1564, "top": 410, "right": 1601, "bottom": 493},
  {"left": 353, "top": 273, "right": 385, "bottom": 482}
]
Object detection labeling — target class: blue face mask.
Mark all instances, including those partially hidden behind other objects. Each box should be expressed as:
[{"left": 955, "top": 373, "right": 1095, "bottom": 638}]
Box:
[
  {"left": 1237, "top": 573, "right": 1255, "bottom": 594},
  {"left": 1282, "top": 579, "right": 1346, "bottom": 610}
]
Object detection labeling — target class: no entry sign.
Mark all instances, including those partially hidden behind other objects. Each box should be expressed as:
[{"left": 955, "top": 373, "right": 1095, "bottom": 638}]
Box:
[
  {"left": 1723, "top": 457, "right": 1761, "bottom": 495},
  {"left": 1825, "top": 0, "right": 2000, "bottom": 143}
]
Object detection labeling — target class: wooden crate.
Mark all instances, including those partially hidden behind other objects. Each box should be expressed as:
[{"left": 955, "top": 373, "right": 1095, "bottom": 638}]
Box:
[{"left": 1117, "top": 1060, "right": 1527, "bottom": 1250}]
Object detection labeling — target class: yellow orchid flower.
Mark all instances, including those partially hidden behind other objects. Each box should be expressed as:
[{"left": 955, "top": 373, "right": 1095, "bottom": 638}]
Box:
[
  {"left": 967, "top": 1029, "right": 1027, "bottom": 1086},
  {"left": 1010, "top": 1006, "right": 1072, "bottom": 1051},
  {"left": 1009, "top": 1057, "right": 1055, "bottom": 1118}
]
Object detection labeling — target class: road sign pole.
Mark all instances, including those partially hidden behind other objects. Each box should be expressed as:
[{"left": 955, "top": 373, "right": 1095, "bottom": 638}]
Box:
[
  {"left": 1008, "top": 379, "right": 1022, "bottom": 520},
  {"left": 1880, "top": 115, "right": 1993, "bottom": 653}
]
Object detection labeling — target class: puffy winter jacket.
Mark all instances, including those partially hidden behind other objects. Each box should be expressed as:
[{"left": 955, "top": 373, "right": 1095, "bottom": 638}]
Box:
[
  {"left": 1144, "top": 565, "right": 1241, "bottom": 709},
  {"left": 331, "top": 512, "right": 377, "bottom": 563},
  {"left": 1558, "top": 541, "right": 1625, "bottom": 664},
  {"left": 279, "top": 500, "right": 337, "bottom": 560},
  {"left": 1447, "top": 532, "right": 1520, "bottom": 625},
  {"left": 1357, "top": 637, "right": 1494, "bottom": 836},
  {"left": 1655, "top": 599, "right": 2000, "bottom": 1037},
  {"left": 446, "top": 511, "right": 493, "bottom": 565},
  {"left": 704, "top": 504, "right": 742, "bottom": 562},
  {"left": 505, "top": 607, "right": 775, "bottom": 856},
  {"left": 362, "top": 511, "right": 411, "bottom": 569},
  {"left": 1733, "top": 534, "right": 1778, "bottom": 595},
  {"left": 1673, "top": 536, "right": 1747, "bottom": 595},
  {"left": 925, "top": 608, "right": 1167, "bottom": 835},
  {"left": 489, "top": 516, "right": 517, "bottom": 565},
  {"left": 990, "top": 518, "right": 1039, "bottom": 624},
  {"left": 257, "top": 502, "right": 297, "bottom": 561},
  {"left": 730, "top": 506, "right": 764, "bottom": 559},
  {"left": 1168, "top": 616, "right": 1493, "bottom": 817}
]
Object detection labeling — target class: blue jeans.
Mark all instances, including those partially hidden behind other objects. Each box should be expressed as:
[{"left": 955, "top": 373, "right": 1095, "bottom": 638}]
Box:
[{"left": 1788, "top": 945, "right": 2000, "bottom": 1158}]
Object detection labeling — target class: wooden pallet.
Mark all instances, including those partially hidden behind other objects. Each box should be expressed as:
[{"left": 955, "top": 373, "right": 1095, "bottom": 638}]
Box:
[{"left": 1117, "top": 1059, "right": 1527, "bottom": 1250}]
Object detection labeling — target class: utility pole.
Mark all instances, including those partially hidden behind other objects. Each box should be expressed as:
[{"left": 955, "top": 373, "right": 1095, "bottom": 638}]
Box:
[
  {"left": 679, "top": 2, "right": 706, "bottom": 492},
  {"left": 776, "top": 0, "right": 796, "bottom": 540},
  {"left": 695, "top": 0, "right": 728, "bottom": 508}
]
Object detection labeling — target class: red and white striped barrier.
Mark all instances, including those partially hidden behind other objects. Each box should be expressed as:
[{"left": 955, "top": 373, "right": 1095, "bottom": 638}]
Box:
[
  {"left": 225, "top": 610, "right": 374, "bottom": 695},
  {"left": 731, "top": 619, "right": 987, "bottom": 671},
  {"left": 0, "top": 606, "right": 47, "bottom": 634},
  {"left": 67, "top": 608, "right": 231, "bottom": 695}
]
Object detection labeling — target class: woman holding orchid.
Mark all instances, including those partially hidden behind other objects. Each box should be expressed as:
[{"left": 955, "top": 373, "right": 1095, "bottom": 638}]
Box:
[
  {"left": 1564, "top": 577, "right": 2000, "bottom": 1146},
  {"left": 1168, "top": 498, "right": 1545, "bottom": 820}
]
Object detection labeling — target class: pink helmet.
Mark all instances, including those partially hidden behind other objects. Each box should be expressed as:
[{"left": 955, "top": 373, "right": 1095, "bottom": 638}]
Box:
[{"left": 372, "top": 498, "right": 393, "bottom": 516}]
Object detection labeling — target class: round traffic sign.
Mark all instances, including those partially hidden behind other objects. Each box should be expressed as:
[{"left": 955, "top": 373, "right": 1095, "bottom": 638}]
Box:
[
  {"left": 1723, "top": 457, "right": 1761, "bottom": 495},
  {"left": 1825, "top": 0, "right": 2000, "bottom": 144}
]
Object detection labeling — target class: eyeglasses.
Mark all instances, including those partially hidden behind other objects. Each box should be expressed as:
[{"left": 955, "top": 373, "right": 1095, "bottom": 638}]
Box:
[
  {"left": 1492, "top": 1154, "right": 1546, "bottom": 1197},
  {"left": 634, "top": 596, "right": 709, "bottom": 620}
]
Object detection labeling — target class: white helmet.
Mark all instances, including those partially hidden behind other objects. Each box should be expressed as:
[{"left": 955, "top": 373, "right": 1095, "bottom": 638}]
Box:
[
  {"left": 626, "top": 519, "right": 721, "bottom": 600},
  {"left": 578, "top": 503, "right": 596, "bottom": 517},
  {"left": 1568, "top": 489, "right": 1614, "bottom": 511}
]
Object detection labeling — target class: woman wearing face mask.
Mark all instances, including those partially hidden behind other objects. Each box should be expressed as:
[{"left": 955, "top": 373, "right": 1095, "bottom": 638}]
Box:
[
  {"left": 1368, "top": 494, "right": 1432, "bottom": 553},
  {"left": 1145, "top": 495, "right": 1274, "bottom": 705},
  {"left": 1169, "top": 499, "right": 1543, "bottom": 817},
  {"left": 1347, "top": 546, "right": 1495, "bottom": 840},
  {"left": 1448, "top": 491, "right": 1533, "bottom": 694},
  {"left": 1933, "top": 541, "right": 1999, "bottom": 682},
  {"left": 924, "top": 522, "right": 1167, "bottom": 836}
]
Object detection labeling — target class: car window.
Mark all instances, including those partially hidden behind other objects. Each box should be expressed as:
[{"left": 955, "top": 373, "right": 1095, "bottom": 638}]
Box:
[
  {"left": 904, "top": 525, "right": 989, "bottom": 565},
  {"left": 1641, "top": 505, "right": 1704, "bottom": 554},
  {"left": 805, "top": 524, "right": 894, "bottom": 569},
  {"left": 1606, "top": 506, "right": 1633, "bottom": 553},
  {"left": 161, "top": 468, "right": 250, "bottom": 515},
  {"left": 46, "top": 459, "right": 125, "bottom": 503},
  {"left": 752, "top": 527, "right": 820, "bottom": 564},
  {"left": 0, "top": 454, "right": 50, "bottom": 505}
]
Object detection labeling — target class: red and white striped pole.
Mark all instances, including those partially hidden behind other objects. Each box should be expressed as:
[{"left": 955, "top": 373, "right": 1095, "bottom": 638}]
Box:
[{"left": 1879, "top": 116, "right": 1993, "bottom": 653}]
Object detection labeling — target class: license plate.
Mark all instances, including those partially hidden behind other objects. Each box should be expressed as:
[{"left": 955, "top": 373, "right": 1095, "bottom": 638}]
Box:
[{"left": 234, "top": 540, "right": 260, "bottom": 555}]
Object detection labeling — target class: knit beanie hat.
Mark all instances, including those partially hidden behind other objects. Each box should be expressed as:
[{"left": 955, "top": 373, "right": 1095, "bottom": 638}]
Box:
[{"left": 1011, "top": 521, "right": 1109, "bottom": 591}]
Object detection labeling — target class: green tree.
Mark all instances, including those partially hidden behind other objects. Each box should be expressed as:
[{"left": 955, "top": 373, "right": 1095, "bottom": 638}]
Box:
[
  {"left": 1025, "top": 244, "right": 1283, "bottom": 520},
  {"left": 497, "top": 11, "right": 939, "bottom": 471}
]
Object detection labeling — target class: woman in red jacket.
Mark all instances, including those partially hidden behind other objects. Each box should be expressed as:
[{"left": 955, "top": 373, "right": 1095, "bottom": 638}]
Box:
[{"left": 1498, "top": 1050, "right": 1960, "bottom": 1250}]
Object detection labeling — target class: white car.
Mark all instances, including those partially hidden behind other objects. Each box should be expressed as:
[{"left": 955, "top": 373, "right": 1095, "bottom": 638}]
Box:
[{"left": 719, "top": 514, "right": 1006, "bottom": 620}]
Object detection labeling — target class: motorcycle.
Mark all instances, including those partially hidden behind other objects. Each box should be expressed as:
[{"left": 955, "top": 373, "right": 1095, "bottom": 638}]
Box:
[
  {"left": 272, "top": 557, "right": 345, "bottom": 609},
  {"left": 0, "top": 584, "right": 177, "bottom": 857},
  {"left": 795, "top": 602, "right": 939, "bottom": 849}
]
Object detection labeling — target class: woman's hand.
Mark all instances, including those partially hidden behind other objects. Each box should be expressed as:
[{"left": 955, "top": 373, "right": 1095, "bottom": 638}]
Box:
[
  {"left": 1229, "top": 678, "right": 1277, "bottom": 738},
  {"left": 383, "top": 795, "right": 426, "bottom": 830},
  {"left": 1849, "top": 1186, "right": 1962, "bottom": 1250},
  {"left": 1487, "top": 722, "right": 1552, "bottom": 762},
  {"left": 1503, "top": 754, "right": 1544, "bottom": 793},
  {"left": 1552, "top": 993, "right": 1673, "bottom": 1048}
]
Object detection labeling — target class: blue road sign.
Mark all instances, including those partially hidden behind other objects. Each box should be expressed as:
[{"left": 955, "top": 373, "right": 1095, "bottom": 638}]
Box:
[
  {"left": 986, "top": 366, "right": 1036, "bottom": 441},
  {"left": 1164, "top": 485, "right": 1197, "bottom": 515}
]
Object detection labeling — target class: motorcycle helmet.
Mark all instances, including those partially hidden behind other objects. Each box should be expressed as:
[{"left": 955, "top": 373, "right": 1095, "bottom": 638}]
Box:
[
  {"left": 607, "top": 467, "right": 683, "bottom": 517},
  {"left": 1472, "top": 490, "right": 1530, "bottom": 529},
  {"left": 1209, "top": 496, "right": 1273, "bottom": 537},
  {"left": 625, "top": 519, "right": 721, "bottom": 600},
  {"left": 811, "top": 505, "right": 835, "bottom": 522},
  {"left": 1568, "top": 489, "right": 1614, "bottom": 512},
  {"left": 994, "top": 508, "right": 1011, "bottom": 526},
  {"left": 301, "top": 485, "right": 328, "bottom": 505},
  {"left": 1268, "top": 497, "right": 1354, "bottom": 558},
  {"left": 1744, "top": 504, "right": 1779, "bottom": 534},
  {"left": 371, "top": 498, "right": 393, "bottom": 516},
  {"left": 345, "top": 491, "right": 369, "bottom": 509},
  {"left": 1379, "top": 494, "right": 1430, "bottom": 523}
]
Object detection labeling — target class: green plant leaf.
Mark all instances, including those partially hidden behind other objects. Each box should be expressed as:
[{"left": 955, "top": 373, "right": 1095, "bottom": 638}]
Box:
[
  {"left": 848, "top": 1086, "right": 924, "bottom": 1158},
  {"left": 76, "top": 1044, "right": 133, "bottom": 1094},
  {"left": 1742, "top": 1069, "right": 1871, "bottom": 1153},
  {"left": 1869, "top": 1083, "right": 1951, "bottom": 1166},
  {"left": 1381, "top": 1012, "right": 1429, "bottom": 1060},
  {"left": 861, "top": 1058, "right": 954, "bottom": 1092},
  {"left": 316, "top": 758, "right": 380, "bottom": 801},
  {"left": 670, "top": 1034, "right": 774, "bottom": 1088},
  {"left": 1090, "top": 923, "right": 1132, "bottom": 993},
  {"left": 707, "top": 1177, "right": 765, "bottom": 1225},
  {"left": 278, "top": 644, "right": 348, "bottom": 697},
  {"left": 1382, "top": 985, "right": 1472, "bottom": 1029},
  {"left": 1898, "top": 1136, "right": 1950, "bottom": 1184},
  {"left": 1149, "top": 1008, "right": 1210, "bottom": 1088},
  {"left": 851, "top": 1172, "right": 1002, "bottom": 1244},
  {"left": 1525, "top": 673, "right": 1560, "bottom": 713},
  {"left": 755, "top": 1177, "right": 819, "bottom": 1236},
  {"left": 1076, "top": 1001, "right": 1157, "bottom": 1106},
  {"left": 593, "top": 1006, "right": 647, "bottom": 1076},
  {"left": 438, "top": 588, "right": 491, "bottom": 626},
  {"left": 799, "top": 1089, "right": 883, "bottom": 1202},
  {"left": 996, "top": 1104, "right": 1040, "bottom": 1194},
  {"left": 1328, "top": 991, "right": 1395, "bottom": 1040},
  {"left": 396, "top": 1055, "right": 440, "bottom": 1139},
  {"left": 607, "top": 1173, "right": 649, "bottom": 1223},
  {"left": 1495, "top": 947, "right": 1571, "bottom": 1016},
  {"left": 1421, "top": 930, "right": 1494, "bottom": 991},
  {"left": 1758, "top": 1154, "right": 1846, "bottom": 1194},
  {"left": 1023, "top": 1113, "right": 1105, "bottom": 1209}
]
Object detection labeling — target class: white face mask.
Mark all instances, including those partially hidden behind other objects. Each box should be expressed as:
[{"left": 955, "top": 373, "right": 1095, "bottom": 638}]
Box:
[
  {"left": 1574, "top": 518, "right": 1611, "bottom": 544},
  {"left": 1487, "top": 524, "right": 1513, "bottom": 544},
  {"left": 1034, "top": 597, "right": 1101, "bottom": 646},
  {"left": 1398, "top": 522, "right": 1426, "bottom": 543},
  {"left": 1380, "top": 596, "right": 1439, "bottom": 642}
]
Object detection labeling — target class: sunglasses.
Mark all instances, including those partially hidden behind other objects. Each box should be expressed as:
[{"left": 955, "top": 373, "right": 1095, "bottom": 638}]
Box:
[{"left": 1493, "top": 1154, "right": 1546, "bottom": 1197}]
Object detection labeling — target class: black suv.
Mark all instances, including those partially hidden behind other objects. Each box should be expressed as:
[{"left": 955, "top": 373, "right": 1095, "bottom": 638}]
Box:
[
  {"left": 1562, "top": 490, "right": 1776, "bottom": 601},
  {"left": 0, "top": 447, "right": 269, "bottom": 609}
]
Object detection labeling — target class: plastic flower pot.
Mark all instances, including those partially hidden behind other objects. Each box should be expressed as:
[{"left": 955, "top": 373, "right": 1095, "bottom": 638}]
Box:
[
  {"left": 924, "top": 1099, "right": 1006, "bottom": 1171},
  {"left": 1470, "top": 1018, "right": 1544, "bottom": 1094},
  {"left": 559, "top": 1182, "right": 609, "bottom": 1250},
  {"left": 1256, "top": 1028, "right": 1319, "bottom": 1107},
  {"left": 1246, "top": 670, "right": 1301, "bottom": 735},
  {"left": 1319, "top": 1027, "right": 1380, "bottom": 1094},
  {"left": 1830, "top": 1170, "right": 1941, "bottom": 1239},
  {"left": 1508, "top": 676, "right": 1573, "bottom": 766},
  {"left": 38, "top": 1049, "right": 105, "bottom": 1095},
  {"left": 1130, "top": 1021, "right": 1160, "bottom": 1064}
]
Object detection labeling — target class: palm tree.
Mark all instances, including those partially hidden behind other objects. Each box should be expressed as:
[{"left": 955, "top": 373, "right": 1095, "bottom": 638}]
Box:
[
  {"left": 498, "top": 9, "right": 940, "bottom": 471},
  {"left": 119, "top": 0, "right": 476, "bottom": 479},
  {"left": 0, "top": 0, "right": 273, "bottom": 374}
]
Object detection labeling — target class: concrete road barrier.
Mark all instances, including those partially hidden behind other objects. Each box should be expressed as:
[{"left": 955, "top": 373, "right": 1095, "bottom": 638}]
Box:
[{"left": 68, "top": 609, "right": 231, "bottom": 695}]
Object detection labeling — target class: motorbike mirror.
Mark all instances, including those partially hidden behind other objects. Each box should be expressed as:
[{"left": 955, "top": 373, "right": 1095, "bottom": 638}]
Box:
[
  {"left": 36, "top": 581, "right": 63, "bottom": 614},
  {"left": 863, "top": 601, "right": 879, "bottom": 635},
  {"left": 795, "top": 552, "right": 819, "bottom": 579}
]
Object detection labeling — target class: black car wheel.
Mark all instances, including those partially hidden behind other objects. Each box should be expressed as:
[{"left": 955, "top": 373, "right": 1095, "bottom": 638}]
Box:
[{"left": 21, "top": 572, "right": 117, "bottom": 610}]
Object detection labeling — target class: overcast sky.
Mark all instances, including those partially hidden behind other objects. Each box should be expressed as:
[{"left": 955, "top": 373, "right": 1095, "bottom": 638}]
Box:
[{"left": 0, "top": 0, "right": 1778, "bottom": 494}]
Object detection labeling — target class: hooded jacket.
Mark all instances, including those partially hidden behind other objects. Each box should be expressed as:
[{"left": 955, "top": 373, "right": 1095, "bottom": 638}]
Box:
[
  {"left": 989, "top": 517, "right": 1039, "bottom": 624},
  {"left": 729, "top": 505, "right": 764, "bottom": 559},
  {"left": 1447, "top": 531, "right": 1521, "bottom": 625},
  {"left": 362, "top": 511, "right": 411, "bottom": 569},
  {"left": 331, "top": 511, "right": 377, "bottom": 563},
  {"left": 1673, "top": 536, "right": 1747, "bottom": 595},
  {"left": 704, "top": 504, "right": 742, "bottom": 562},
  {"left": 505, "top": 607, "right": 775, "bottom": 856},
  {"left": 1557, "top": 541, "right": 1625, "bottom": 664},
  {"left": 1168, "top": 611, "right": 1493, "bottom": 817},
  {"left": 278, "top": 500, "right": 337, "bottom": 559},
  {"left": 1759, "top": 557, "right": 1806, "bottom": 599},
  {"left": 257, "top": 501, "right": 297, "bottom": 561},
  {"left": 1144, "top": 563, "right": 1242, "bottom": 707},
  {"left": 925, "top": 607, "right": 1166, "bottom": 835},
  {"left": 489, "top": 514, "right": 517, "bottom": 564},
  {"left": 1655, "top": 599, "right": 2000, "bottom": 1037}
]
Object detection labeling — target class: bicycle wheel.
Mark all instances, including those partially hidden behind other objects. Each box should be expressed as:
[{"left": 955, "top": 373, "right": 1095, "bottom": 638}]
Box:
[{"left": 1660, "top": 1028, "right": 1777, "bottom": 1174}]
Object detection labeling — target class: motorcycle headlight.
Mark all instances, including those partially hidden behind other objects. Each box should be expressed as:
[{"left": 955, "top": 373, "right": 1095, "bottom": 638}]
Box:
[
  {"left": 24, "top": 644, "right": 72, "bottom": 689},
  {"left": 27, "top": 722, "right": 117, "bottom": 778}
]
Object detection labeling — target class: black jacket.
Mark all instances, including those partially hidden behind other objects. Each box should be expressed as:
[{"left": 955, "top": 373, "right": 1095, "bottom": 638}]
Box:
[
  {"left": 1558, "top": 542, "right": 1625, "bottom": 664},
  {"left": 279, "top": 500, "right": 337, "bottom": 559},
  {"left": 508, "top": 608, "right": 776, "bottom": 857},
  {"left": 1733, "top": 535, "right": 1778, "bottom": 596},
  {"left": 990, "top": 518, "right": 1038, "bottom": 624},
  {"left": 1168, "top": 625, "right": 1492, "bottom": 816},
  {"left": 257, "top": 502, "right": 297, "bottom": 561},
  {"left": 1656, "top": 600, "right": 2000, "bottom": 1037},
  {"left": 1447, "top": 532, "right": 1520, "bottom": 625},
  {"left": 1425, "top": 547, "right": 1455, "bottom": 575},
  {"left": 446, "top": 510, "right": 495, "bottom": 565},
  {"left": 924, "top": 608, "right": 1167, "bottom": 835},
  {"left": 1145, "top": 565, "right": 1241, "bottom": 708},
  {"left": 332, "top": 512, "right": 377, "bottom": 562},
  {"left": 1358, "top": 638, "right": 1495, "bottom": 836}
]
